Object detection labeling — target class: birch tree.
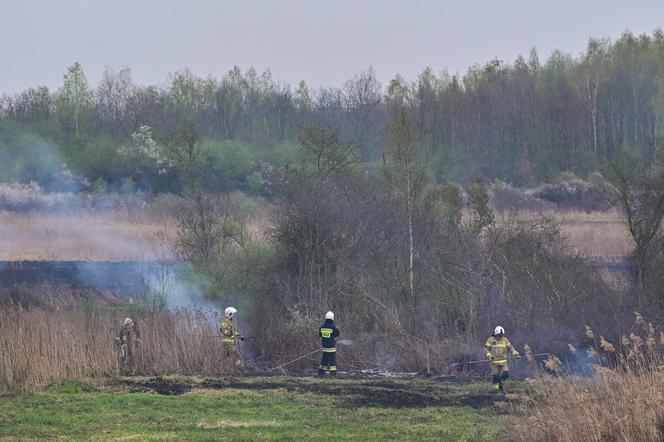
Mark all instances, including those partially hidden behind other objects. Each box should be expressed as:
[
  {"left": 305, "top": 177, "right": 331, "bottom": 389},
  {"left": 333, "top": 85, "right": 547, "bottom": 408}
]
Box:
[
  {"left": 59, "top": 62, "right": 92, "bottom": 137},
  {"left": 577, "top": 39, "right": 609, "bottom": 155},
  {"left": 384, "top": 75, "right": 425, "bottom": 308}
]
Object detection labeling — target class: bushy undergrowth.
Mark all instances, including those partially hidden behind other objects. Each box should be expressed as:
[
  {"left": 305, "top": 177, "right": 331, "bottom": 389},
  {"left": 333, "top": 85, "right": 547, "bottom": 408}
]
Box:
[{"left": 491, "top": 174, "right": 609, "bottom": 212}]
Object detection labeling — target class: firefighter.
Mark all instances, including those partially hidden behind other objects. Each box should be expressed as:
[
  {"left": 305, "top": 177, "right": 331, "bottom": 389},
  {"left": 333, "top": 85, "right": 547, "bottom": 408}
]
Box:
[
  {"left": 116, "top": 317, "right": 140, "bottom": 375},
  {"left": 318, "top": 311, "right": 340, "bottom": 377},
  {"left": 484, "top": 326, "right": 519, "bottom": 392},
  {"left": 220, "top": 307, "right": 244, "bottom": 370}
]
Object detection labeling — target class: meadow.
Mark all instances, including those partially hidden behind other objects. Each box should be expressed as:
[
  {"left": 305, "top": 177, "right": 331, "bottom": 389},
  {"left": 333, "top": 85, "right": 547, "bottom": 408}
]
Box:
[{"left": 0, "top": 376, "right": 508, "bottom": 441}]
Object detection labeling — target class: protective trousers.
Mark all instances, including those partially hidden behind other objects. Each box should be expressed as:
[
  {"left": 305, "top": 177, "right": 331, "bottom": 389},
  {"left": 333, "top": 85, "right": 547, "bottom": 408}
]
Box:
[
  {"left": 490, "top": 362, "right": 509, "bottom": 392},
  {"left": 318, "top": 350, "right": 337, "bottom": 376},
  {"left": 222, "top": 342, "right": 244, "bottom": 372}
]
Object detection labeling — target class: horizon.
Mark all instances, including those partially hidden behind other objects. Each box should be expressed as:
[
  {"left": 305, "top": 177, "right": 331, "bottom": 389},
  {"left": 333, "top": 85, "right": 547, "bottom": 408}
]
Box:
[{"left": 2, "top": 0, "right": 663, "bottom": 94}]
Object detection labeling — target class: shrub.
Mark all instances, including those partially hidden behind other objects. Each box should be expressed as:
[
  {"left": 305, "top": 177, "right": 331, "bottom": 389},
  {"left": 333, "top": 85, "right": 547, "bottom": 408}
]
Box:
[
  {"left": 532, "top": 173, "right": 610, "bottom": 211},
  {"left": 490, "top": 180, "right": 551, "bottom": 211},
  {"left": 199, "top": 139, "right": 256, "bottom": 192}
]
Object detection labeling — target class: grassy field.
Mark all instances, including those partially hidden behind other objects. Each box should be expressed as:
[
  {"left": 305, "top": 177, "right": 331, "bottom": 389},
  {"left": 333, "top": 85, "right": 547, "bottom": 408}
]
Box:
[
  {"left": 0, "top": 376, "right": 511, "bottom": 441},
  {"left": 0, "top": 208, "right": 630, "bottom": 261}
]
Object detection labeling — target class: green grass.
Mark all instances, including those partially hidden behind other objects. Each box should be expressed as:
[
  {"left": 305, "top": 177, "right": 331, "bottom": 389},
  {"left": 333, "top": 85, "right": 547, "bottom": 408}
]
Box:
[{"left": 0, "top": 376, "right": 510, "bottom": 441}]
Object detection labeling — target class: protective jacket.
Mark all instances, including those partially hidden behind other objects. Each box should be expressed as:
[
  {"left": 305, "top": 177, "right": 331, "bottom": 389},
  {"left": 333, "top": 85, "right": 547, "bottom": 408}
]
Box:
[
  {"left": 221, "top": 318, "right": 239, "bottom": 344},
  {"left": 117, "top": 324, "right": 140, "bottom": 375},
  {"left": 119, "top": 324, "right": 140, "bottom": 345},
  {"left": 484, "top": 335, "right": 517, "bottom": 365},
  {"left": 319, "top": 319, "right": 340, "bottom": 352}
]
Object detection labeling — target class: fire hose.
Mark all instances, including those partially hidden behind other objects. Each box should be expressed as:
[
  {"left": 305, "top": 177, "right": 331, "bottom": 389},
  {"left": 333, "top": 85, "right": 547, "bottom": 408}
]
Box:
[
  {"left": 267, "top": 340, "right": 353, "bottom": 372},
  {"left": 446, "top": 353, "right": 552, "bottom": 371},
  {"left": 176, "top": 334, "right": 256, "bottom": 340}
]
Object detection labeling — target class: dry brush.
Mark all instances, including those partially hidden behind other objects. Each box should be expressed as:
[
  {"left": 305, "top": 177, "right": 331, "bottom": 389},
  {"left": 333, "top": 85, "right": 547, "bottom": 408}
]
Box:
[
  {"left": 516, "top": 314, "right": 664, "bottom": 442},
  {"left": 0, "top": 306, "right": 238, "bottom": 393}
]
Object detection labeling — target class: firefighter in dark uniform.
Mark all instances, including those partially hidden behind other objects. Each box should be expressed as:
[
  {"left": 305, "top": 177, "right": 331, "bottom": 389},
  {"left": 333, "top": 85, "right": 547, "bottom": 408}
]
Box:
[{"left": 318, "top": 311, "right": 340, "bottom": 377}]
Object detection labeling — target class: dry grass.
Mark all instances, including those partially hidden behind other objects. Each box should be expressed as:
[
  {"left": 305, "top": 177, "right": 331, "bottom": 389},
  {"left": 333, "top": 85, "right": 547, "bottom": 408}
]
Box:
[
  {"left": 517, "top": 370, "right": 664, "bottom": 442},
  {"left": 516, "top": 315, "right": 664, "bottom": 442},
  {"left": 497, "top": 209, "right": 632, "bottom": 258},
  {"left": 0, "top": 207, "right": 628, "bottom": 261},
  {"left": 0, "top": 209, "right": 268, "bottom": 261},
  {"left": 0, "top": 306, "right": 240, "bottom": 392},
  {"left": 0, "top": 210, "right": 177, "bottom": 261}
]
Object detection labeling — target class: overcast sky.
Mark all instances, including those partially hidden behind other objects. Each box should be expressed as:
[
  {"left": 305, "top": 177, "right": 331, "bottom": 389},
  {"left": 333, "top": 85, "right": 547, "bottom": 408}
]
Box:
[{"left": 1, "top": 0, "right": 663, "bottom": 94}]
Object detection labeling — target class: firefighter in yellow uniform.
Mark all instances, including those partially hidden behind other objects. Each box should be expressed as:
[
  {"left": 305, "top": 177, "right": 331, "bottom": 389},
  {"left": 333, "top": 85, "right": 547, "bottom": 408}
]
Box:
[
  {"left": 220, "top": 306, "right": 244, "bottom": 371},
  {"left": 484, "top": 326, "right": 519, "bottom": 392},
  {"left": 116, "top": 317, "right": 141, "bottom": 375}
]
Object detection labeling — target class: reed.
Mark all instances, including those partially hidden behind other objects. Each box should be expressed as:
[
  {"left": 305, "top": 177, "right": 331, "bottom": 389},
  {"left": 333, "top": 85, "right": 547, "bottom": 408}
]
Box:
[{"left": 0, "top": 306, "right": 239, "bottom": 393}]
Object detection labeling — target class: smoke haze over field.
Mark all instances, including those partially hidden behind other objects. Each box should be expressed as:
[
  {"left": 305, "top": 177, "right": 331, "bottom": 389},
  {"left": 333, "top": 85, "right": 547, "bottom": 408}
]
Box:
[{"left": 1, "top": 0, "right": 663, "bottom": 93}]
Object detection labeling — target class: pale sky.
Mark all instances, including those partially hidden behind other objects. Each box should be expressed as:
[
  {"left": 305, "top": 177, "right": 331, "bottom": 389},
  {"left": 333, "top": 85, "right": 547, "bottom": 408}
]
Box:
[{"left": 1, "top": 0, "right": 663, "bottom": 93}]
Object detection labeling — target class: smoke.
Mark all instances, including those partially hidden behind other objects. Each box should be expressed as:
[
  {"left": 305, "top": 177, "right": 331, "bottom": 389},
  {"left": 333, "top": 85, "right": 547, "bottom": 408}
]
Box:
[
  {"left": 0, "top": 125, "right": 227, "bottom": 315},
  {"left": 0, "top": 122, "right": 79, "bottom": 192},
  {"left": 131, "top": 261, "right": 220, "bottom": 311}
]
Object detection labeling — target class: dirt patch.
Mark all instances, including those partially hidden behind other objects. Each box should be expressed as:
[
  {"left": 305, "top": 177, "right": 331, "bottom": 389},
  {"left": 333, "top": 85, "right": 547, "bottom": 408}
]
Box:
[{"left": 125, "top": 379, "right": 192, "bottom": 396}]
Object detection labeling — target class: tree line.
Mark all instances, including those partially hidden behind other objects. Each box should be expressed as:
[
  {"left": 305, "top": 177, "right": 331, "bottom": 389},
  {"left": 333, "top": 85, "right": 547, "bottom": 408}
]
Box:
[{"left": 2, "top": 30, "right": 664, "bottom": 193}]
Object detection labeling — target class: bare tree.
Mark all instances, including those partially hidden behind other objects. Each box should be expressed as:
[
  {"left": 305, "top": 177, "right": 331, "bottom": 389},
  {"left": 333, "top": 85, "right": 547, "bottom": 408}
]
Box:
[
  {"left": 215, "top": 66, "right": 246, "bottom": 139},
  {"left": 605, "top": 155, "right": 664, "bottom": 304},
  {"left": 166, "top": 120, "right": 203, "bottom": 194},
  {"left": 343, "top": 68, "right": 382, "bottom": 153},
  {"left": 96, "top": 66, "right": 135, "bottom": 134}
]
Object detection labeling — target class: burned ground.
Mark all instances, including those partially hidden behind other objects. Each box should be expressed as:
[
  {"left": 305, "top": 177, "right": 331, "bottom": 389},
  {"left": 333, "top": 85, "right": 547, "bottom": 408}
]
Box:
[{"left": 114, "top": 375, "right": 511, "bottom": 410}]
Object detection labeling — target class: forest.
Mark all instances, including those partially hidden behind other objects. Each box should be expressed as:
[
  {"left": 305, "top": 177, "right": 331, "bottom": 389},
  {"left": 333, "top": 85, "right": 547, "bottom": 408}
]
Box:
[{"left": 2, "top": 30, "right": 664, "bottom": 195}]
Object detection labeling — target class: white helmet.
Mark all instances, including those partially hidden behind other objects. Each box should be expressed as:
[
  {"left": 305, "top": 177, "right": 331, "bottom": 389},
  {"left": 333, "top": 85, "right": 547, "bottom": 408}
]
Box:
[
  {"left": 224, "top": 307, "right": 238, "bottom": 318},
  {"left": 123, "top": 317, "right": 133, "bottom": 327},
  {"left": 325, "top": 311, "right": 334, "bottom": 320},
  {"left": 494, "top": 326, "right": 505, "bottom": 335}
]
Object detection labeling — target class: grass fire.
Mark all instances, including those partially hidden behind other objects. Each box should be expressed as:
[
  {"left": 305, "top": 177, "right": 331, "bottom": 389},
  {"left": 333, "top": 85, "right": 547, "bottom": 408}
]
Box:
[{"left": 2, "top": 3, "right": 664, "bottom": 440}]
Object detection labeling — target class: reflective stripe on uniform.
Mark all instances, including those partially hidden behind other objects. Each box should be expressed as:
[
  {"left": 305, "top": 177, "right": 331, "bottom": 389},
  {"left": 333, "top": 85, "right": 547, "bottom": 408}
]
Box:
[
  {"left": 329, "top": 366, "right": 337, "bottom": 371},
  {"left": 223, "top": 338, "right": 235, "bottom": 344},
  {"left": 322, "top": 347, "right": 336, "bottom": 353},
  {"left": 320, "top": 328, "right": 334, "bottom": 338},
  {"left": 490, "top": 343, "right": 508, "bottom": 348},
  {"left": 491, "top": 359, "right": 508, "bottom": 365}
]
